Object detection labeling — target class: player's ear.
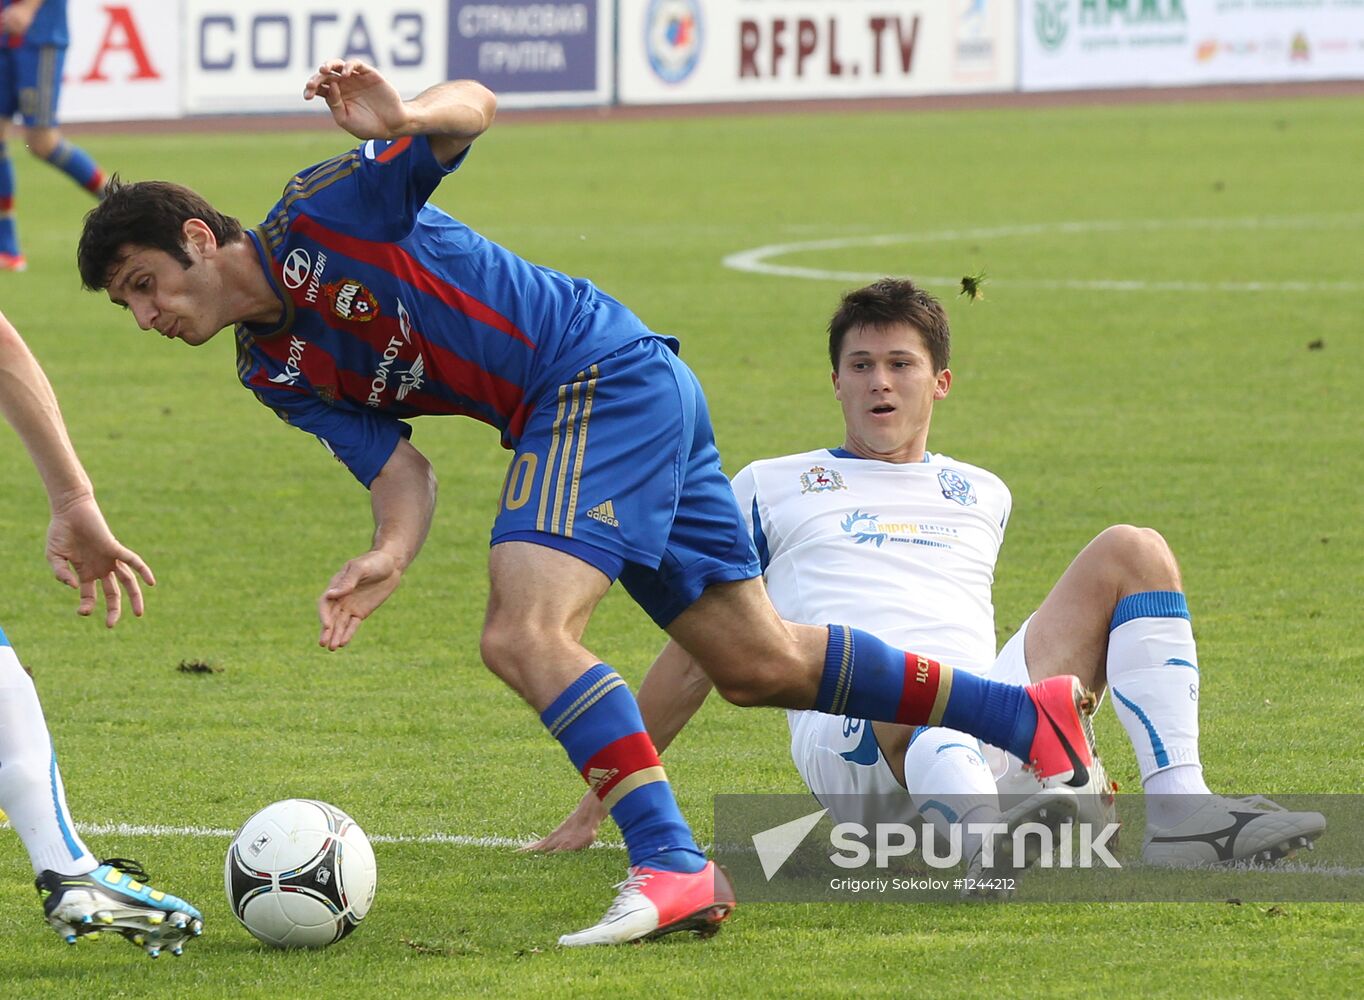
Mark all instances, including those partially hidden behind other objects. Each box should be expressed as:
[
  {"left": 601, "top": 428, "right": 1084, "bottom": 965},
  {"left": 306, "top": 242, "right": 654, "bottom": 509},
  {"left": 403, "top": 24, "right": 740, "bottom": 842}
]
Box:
[
  {"left": 934, "top": 368, "right": 952, "bottom": 401},
  {"left": 831, "top": 369, "right": 841, "bottom": 400},
  {"left": 182, "top": 218, "right": 217, "bottom": 257}
]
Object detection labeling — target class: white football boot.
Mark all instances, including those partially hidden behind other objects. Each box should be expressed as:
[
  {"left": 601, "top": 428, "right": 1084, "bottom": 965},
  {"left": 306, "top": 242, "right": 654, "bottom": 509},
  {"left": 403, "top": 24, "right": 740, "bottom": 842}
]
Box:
[{"left": 1142, "top": 794, "right": 1326, "bottom": 867}]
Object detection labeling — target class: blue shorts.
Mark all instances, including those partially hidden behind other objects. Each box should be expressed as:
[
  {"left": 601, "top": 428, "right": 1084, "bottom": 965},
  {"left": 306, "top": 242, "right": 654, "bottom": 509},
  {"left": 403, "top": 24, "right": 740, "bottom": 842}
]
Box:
[
  {"left": 491, "top": 337, "right": 760, "bottom": 627},
  {"left": 0, "top": 45, "right": 63, "bottom": 127}
]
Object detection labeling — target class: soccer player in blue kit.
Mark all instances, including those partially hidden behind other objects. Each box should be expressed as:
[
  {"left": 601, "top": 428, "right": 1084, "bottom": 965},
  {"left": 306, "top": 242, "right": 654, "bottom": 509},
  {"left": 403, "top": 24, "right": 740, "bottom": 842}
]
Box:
[
  {"left": 0, "top": 0, "right": 110, "bottom": 270},
  {"left": 78, "top": 60, "right": 1102, "bottom": 945}
]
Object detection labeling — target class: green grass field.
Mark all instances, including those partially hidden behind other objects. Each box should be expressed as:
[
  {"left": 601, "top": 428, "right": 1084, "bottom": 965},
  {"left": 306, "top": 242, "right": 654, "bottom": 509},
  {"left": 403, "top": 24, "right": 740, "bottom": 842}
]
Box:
[{"left": 0, "top": 93, "right": 1361, "bottom": 997}]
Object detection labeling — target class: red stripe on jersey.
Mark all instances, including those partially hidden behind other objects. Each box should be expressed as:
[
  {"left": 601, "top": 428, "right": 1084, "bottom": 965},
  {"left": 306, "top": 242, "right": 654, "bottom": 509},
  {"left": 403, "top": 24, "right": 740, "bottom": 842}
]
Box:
[
  {"left": 506, "top": 401, "right": 531, "bottom": 443},
  {"left": 282, "top": 288, "right": 526, "bottom": 423},
  {"left": 291, "top": 214, "right": 535, "bottom": 349},
  {"left": 375, "top": 136, "right": 412, "bottom": 163},
  {"left": 580, "top": 732, "right": 661, "bottom": 803},
  {"left": 895, "top": 653, "right": 943, "bottom": 726}
]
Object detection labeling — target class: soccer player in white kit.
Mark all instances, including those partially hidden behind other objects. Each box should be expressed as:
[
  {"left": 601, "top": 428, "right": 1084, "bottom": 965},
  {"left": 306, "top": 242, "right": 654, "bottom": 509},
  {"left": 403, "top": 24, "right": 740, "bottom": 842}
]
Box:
[
  {"left": 0, "top": 310, "right": 202, "bottom": 955},
  {"left": 533, "top": 278, "right": 1324, "bottom": 870}
]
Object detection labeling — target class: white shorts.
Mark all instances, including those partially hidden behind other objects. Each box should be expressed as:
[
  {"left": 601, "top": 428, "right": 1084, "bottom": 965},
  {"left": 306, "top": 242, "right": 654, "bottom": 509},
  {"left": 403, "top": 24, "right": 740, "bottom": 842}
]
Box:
[{"left": 786, "top": 617, "right": 1035, "bottom": 827}]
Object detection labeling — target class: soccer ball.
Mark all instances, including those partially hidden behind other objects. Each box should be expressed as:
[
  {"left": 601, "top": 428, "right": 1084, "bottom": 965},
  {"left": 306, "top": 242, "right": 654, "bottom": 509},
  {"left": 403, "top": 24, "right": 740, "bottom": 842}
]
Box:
[{"left": 225, "top": 798, "right": 377, "bottom": 948}]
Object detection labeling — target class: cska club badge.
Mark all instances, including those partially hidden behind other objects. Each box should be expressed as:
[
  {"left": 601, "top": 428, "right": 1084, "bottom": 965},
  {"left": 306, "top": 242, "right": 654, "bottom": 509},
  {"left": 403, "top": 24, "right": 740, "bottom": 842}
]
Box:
[
  {"left": 800, "top": 465, "right": 847, "bottom": 494},
  {"left": 324, "top": 279, "right": 379, "bottom": 323}
]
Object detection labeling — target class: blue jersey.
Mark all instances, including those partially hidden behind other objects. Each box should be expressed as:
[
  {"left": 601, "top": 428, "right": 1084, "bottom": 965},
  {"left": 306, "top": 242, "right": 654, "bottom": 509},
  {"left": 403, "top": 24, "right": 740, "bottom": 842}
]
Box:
[
  {"left": 1, "top": 0, "right": 67, "bottom": 48},
  {"left": 236, "top": 135, "right": 662, "bottom": 487}
]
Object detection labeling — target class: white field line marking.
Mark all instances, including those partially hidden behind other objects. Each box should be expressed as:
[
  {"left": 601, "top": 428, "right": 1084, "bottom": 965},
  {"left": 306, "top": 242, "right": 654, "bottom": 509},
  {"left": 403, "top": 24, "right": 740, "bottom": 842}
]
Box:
[
  {"left": 5, "top": 821, "right": 1359, "bottom": 877},
  {"left": 721, "top": 213, "right": 1364, "bottom": 292},
  {"left": 0, "top": 820, "right": 626, "bottom": 852}
]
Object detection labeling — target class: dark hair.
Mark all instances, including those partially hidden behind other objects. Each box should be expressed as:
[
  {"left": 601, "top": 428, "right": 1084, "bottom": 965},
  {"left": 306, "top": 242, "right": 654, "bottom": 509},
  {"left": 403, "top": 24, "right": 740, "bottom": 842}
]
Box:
[
  {"left": 77, "top": 175, "right": 244, "bottom": 290},
  {"left": 827, "top": 278, "right": 951, "bottom": 372}
]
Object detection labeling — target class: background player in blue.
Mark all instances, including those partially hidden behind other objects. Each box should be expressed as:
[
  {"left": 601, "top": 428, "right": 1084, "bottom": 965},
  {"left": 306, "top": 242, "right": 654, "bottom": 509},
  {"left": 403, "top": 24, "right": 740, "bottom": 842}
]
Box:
[
  {"left": 77, "top": 59, "right": 1102, "bottom": 946},
  {"left": 0, "top": 0, "right": 109, "bottom": 271},
  {"left": 0, "top": 309, "right": 202, "bottom": 956}
]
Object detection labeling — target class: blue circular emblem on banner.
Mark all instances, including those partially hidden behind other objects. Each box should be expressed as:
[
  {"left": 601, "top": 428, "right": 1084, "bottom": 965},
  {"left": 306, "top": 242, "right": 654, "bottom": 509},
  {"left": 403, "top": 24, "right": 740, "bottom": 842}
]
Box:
[{"left": 646, "top": 0, "right": 704, "bottom": 84}]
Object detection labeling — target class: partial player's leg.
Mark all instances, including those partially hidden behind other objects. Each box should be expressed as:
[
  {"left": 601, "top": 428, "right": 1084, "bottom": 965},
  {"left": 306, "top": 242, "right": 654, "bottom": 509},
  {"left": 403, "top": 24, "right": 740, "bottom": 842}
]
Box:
[
  {"left": 0, "top": 626, "right": 202, "bottom": 955},
  {"left": 20, "top": 46, "right": 107, "bottom": 199},
  {"left": 482, "top": 542, "right": 729, "bottom": 946},
  {"left": 1024, "top": 525, "right": 1323, "bottom": 864},
  {"left": 0, "top": 52, "right": 24, "bottom": 269},
  {"left": 792, "top": 711, "right": 1075, "bottom": 896},
  {"left": 26, "top": 126, "right": 107, "bottom": 198},
  {"left": 667, "top": 581, "right": 1099, "bottom": 788}
]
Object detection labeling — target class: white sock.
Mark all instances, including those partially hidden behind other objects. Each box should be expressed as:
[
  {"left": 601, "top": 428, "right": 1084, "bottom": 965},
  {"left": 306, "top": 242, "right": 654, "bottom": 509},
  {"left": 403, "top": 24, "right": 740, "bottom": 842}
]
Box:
[
  {"left": 1105, "top": 592, "right": 1212, "bottom": 828},
  {"left": 0, "top": 641, "right": 97, "bottom": 876},
  {"left": 903, "top": 726, "right": 1000, "bottom": 863}
]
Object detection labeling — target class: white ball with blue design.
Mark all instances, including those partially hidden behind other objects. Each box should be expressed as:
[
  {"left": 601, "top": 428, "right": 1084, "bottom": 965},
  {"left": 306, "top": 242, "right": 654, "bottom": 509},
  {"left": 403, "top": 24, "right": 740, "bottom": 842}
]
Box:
[{"left": 225, "top": 798, "right": 377, "bottom": 948}]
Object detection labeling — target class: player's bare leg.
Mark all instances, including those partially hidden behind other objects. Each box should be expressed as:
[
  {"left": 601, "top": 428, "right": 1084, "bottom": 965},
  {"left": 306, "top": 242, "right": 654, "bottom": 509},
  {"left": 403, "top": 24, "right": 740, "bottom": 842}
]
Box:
[
  {"left": 482, "top": 543, "right": 731, "bottom": 946},
  {"left": 1023, "top": 524, "right": 1185, "bottom": 691}
]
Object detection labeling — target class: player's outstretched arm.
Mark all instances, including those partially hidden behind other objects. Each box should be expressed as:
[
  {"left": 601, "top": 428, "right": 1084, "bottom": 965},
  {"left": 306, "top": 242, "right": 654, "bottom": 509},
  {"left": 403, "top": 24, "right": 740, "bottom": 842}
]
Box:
[
  {"left": 0, "top": 311, "right": 154, "bottom": 626},
  {"left": 525, "top": 641, "right": 715, "bottom": 852},
  {"left": 303, "top": 59, "right": 496, "bottom": 167},
  {"left": 318, "top": 438, "right": 437, "bottom": 651}
]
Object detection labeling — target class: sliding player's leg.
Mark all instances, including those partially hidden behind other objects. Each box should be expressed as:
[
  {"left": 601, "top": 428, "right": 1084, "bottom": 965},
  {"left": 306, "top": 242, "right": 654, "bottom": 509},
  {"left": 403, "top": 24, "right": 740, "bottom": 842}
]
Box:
[{"left": 1023, "top": 525, "right": 1323, "bottom": 864}]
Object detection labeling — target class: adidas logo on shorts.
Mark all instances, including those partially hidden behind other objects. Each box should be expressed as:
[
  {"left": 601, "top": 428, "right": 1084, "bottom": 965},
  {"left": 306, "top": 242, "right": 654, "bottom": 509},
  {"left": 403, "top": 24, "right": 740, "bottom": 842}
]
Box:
[{"left": 586, "top": 500, "right": 619, "bottom": 528}]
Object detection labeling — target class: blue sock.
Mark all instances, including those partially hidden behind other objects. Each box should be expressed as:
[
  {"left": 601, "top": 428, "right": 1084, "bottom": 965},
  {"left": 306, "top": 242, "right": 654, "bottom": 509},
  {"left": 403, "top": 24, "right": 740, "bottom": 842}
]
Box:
[
  {"left": 541, "top": 664, "right": 705, "bottom": 873},
  {"left": 43, "top": 139, "right": 106, "bottom": 197},
  {"left": 0, "top": 143, "right": 18, "bottom": 255},
  {"left": 816, "top": 625, "right": 1038, "bottom": 760}
]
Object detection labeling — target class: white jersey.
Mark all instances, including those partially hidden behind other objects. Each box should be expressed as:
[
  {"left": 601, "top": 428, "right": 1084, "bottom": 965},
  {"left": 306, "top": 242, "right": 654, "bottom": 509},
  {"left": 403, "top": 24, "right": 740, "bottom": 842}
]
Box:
[{"left": 730, "top": 447, "right": 1011, "bottom": 674}]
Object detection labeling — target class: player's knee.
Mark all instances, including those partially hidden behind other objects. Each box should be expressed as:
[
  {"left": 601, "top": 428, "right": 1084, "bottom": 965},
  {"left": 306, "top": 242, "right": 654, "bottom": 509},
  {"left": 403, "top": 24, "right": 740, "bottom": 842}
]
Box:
[
  {"left": 478, "top": 615, "right": 523, "bottom": 675},
  {"left": 1095, "top": 524, "right": 1180, "bottom": 588},
  {"left": 479, "top": 613, "right": 576, "bottom": 681},
  {"left": 708, "top": 660, "right": 800, "bottom": 708},
  {"left": 24, "top": 131, "right": 59, "bottom": 160}
]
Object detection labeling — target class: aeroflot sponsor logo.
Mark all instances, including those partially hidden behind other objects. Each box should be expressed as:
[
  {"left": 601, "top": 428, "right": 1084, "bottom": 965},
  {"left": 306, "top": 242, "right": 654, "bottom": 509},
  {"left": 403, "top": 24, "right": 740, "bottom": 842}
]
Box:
[
  {"left": 396, "top": 355, "right": 425, "bottom": 401},
  {"left": 368, "top": 339, "right": 426, "bottom": 407},
  {"left": 267, "top": 336, "right": 307, "bottom": 385}
]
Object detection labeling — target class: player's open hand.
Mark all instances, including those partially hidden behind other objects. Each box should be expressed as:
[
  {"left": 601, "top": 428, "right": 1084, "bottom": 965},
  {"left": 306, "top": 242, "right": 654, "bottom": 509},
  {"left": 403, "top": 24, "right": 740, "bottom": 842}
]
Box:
[
  {"left": 304, "top": 59, "right": 409, "bottom": 141},
  {"left": 317, "top": 549, "right": 403, "bottom": 651},
  {"left": 522, "top": 790, "right": 607, "bottom": 853},
  {"left": 45, "top": 494, "right": 155, "bottom": 628}
]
